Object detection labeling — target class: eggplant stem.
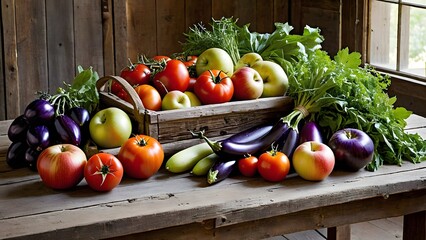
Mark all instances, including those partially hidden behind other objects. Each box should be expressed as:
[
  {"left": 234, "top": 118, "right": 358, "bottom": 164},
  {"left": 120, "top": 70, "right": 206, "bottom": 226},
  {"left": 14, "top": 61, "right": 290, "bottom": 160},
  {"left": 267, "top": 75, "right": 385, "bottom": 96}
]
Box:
[
  {"left": 189, "top": 129, "right": 222, "bottom": 153},
  {"left": 207, "top": 170, "right": 218, "bottom": 184}
]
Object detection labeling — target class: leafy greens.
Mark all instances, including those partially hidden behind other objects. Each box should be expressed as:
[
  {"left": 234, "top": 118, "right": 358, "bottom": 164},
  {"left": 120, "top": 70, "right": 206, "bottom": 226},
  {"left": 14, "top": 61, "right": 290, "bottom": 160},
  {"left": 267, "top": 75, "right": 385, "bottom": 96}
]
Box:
[{"left": 181, "top": 17, "right": 426, "bottom": 171}]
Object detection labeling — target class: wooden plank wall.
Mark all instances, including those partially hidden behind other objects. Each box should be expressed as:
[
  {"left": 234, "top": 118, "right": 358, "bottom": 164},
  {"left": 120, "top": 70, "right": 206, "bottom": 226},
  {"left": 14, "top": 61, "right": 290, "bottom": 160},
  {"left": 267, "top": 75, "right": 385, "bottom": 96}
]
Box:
[{"left": 0, "top": 0, "right": 348, "bottom": 121}]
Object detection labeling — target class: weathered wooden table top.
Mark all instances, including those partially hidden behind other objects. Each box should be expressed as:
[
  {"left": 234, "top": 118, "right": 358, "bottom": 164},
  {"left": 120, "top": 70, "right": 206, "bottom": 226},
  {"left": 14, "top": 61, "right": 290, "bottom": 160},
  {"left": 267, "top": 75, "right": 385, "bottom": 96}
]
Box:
[{"left": 0, "top": 115, "right": 425, "bottom": 239}]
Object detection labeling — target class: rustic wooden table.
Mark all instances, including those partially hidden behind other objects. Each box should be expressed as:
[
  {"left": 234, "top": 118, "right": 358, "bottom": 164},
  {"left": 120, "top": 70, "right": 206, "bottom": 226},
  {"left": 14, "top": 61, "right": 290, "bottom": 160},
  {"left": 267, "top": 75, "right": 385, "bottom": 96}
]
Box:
[{"left": 0, "top": 115, "right": 425, "bottom": 240}]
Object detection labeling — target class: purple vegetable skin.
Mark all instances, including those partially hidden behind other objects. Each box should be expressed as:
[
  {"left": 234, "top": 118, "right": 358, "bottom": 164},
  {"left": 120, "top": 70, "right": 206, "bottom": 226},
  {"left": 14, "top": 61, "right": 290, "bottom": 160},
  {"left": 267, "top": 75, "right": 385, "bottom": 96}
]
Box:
[
  {"left": 299, "top": 121, "right": 323, "bottom": 144},
  {"left": 54, "top": 115, "right": 81, "bottom": 145}
]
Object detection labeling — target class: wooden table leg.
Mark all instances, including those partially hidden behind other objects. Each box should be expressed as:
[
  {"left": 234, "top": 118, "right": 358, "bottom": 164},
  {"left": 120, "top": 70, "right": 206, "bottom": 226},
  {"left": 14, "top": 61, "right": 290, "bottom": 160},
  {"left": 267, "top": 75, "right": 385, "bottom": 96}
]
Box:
[
  {"left": 327, "top": 225, "right": 351, "bottom": 240},
  {"left": 403, "top": 211, "right": 426, "bottom": 240}
]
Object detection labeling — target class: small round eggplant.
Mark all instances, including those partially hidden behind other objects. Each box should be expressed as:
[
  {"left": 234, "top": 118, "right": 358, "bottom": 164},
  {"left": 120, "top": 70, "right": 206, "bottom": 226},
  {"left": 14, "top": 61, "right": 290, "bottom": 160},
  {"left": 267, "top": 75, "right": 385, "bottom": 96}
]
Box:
[
  {"left": 24, "top": 99, "right": 55, "bottom": 124},
  {"left": 299, "top": 121, "right": 323, "bottom": 144},
  {"left": 8, "top": 115, "right": 29, "bottom": 142},
  {"left": 54, "top": 115, "right": 81, "bottom": 146},
  {"left": 67, "top": 107, "right": 90, "bottom": 127},
  {"left": 6, "top": 141, "right": 29, "bottom": 169},
  {"left": 26, "top": 124, "right": 51, "bottom": 151},
  {"left": 25, "top": 147, "right": 41, "bottom": 171}
]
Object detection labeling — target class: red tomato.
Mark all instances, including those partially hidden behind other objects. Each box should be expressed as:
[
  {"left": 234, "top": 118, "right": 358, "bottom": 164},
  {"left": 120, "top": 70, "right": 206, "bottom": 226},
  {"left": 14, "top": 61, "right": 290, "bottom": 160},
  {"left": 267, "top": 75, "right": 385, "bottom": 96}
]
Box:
[
  {"left": 238, "top": 155, "right": 258, "bottom": 177},
  {"left": 120, "top": 63, "right": 151, "bottom": 86},
  {"left": 134, "top": 84, "right": 162, "bottom": 111},
  {"left": 117, "top": 135, "right": 164, "bottom": 179},
  {"left": 110, "top": 80, "right": 123, "bottom": 94},
  {"left": 152, "top": 55, "right": 171, "bottom": 62},
  {"left": 182, "top": 55, "right": 197, "bottom": 67},
  {"left": 115, "top": 89, "right": 131, "bottom": 103},
  {"left": 84, "top": 153, "right": 124, "bottom": 192},
  {"left": 194, "top": 70, "right": 234, "bottom": 104},
  {"left": 152, "top": 59, "right": 190, "bottom": 96},
  {"left": 257, "top": 149, "right": 290, "bottom": 182}
]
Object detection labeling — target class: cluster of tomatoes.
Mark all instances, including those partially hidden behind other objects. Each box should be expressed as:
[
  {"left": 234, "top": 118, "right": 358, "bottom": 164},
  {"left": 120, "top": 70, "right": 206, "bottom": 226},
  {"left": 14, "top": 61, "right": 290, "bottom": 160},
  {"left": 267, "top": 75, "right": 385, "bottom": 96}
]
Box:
[
  {"left": 238, "top": 147, "right": 291, "bottom": 182},
  {"left": 110, "top": 54, "right": 235, "bottom": 111},
  {"left": 85, "top": 133, "right": 165, "bottom": 191}
]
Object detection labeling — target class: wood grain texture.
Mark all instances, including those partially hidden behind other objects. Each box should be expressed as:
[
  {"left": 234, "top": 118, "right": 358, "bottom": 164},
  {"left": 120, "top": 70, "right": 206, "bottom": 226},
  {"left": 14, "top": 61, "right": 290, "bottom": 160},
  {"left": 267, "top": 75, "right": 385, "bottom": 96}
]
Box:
[
  {"left": 46, "top": 0, "right": 75, "bottom": 91},
  {"left": 74, "top": 0, "right": 104, "bottom": 76},
  {"left": 0, "top": 115, "right": 424, "bottom": 239},
  {"left": 15, "top": 0, "right": 48, "bottom": 116},
  {"left": 1, "top": 0, "right": 18, "bottom": 120}
]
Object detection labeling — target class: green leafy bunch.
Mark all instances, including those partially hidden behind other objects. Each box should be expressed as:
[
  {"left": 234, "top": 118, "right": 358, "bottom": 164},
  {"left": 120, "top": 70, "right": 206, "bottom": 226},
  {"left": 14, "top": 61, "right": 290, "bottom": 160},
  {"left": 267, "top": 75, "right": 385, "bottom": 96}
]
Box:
[
  {"left": 311, "top": 48, "right": 426, "bottom": 171},
  {"left": 39, "top": 66, "right": 99, "bottom": 115}
]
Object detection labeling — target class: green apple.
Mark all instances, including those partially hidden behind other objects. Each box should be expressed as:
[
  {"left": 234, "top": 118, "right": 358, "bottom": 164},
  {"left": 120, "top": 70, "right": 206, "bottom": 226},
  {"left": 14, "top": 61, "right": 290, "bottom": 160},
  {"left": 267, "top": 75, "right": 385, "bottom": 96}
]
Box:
[
  {"left": 162, "top": 90, "right": 191, "bottom": 110},
  {"left": 184, "top": 91, "right": 202, "bottom": 106},
  {"left": 196, "top": 48, "right": 234, "bottom": 76},
  {"left": 251, "top": 60, "right": 289, "bottom": 97},
  {"left": 235, "top": 52, "right": 263, "bottom": 70},
  {"left": 89, "top": 107, "right": 132, "bottom": 149}
]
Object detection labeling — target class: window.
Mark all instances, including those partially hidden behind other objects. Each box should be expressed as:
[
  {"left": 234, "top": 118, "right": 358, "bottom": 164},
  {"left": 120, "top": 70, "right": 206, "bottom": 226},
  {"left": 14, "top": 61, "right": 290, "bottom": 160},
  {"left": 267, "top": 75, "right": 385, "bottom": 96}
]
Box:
[{"left": 368, "top": 0, "right": 426, "bottom": 80}]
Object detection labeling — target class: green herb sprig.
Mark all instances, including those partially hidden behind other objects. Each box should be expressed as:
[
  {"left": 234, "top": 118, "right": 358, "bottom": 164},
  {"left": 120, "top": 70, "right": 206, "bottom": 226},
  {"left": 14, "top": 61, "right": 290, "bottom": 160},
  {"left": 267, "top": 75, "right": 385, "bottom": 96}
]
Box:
[{"left": 39, "top": 66, "right": 99, "bottom": 116}]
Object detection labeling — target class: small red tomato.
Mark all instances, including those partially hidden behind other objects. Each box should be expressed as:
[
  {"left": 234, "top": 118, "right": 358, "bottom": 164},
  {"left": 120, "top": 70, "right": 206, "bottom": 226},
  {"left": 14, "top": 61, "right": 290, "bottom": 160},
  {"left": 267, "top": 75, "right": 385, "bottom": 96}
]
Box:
[
  {"left": 238, "top": 155, "right": 258, "bottom": 177},
  {"left": 115, "top": 89, "right": 131, "bottom": 103},
  {"left": 183, "top": 55, "right": 197, "bottom": 67},
  {"left": 110, "top": 80, "right": 123, "bottom": 94},
  {"left": 194, "top": 70, "right": 234, "bottom": 104},
  {"left": 118, "top": 135, "right": 164, "bottom": 179},
  {"left": 258, "top": 149, "right": 290, "bottom": 182},
  {"left": 152, "top": 55, "right": 171, "bottom": 62},
  {"left": 134, "top": 84, "right": 162, "bottom": 111},
  {"left": 120, "top": 63, "right": 151, "bottom": 86},
  {"left": 84, "top": 153, "right": 124, "bottom": 192}
]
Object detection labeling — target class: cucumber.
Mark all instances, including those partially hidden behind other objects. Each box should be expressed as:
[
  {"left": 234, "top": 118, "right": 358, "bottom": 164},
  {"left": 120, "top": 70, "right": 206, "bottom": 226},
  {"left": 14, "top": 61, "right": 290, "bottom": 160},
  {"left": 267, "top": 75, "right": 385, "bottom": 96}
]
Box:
[
  {"left": 165, "top": 142, "right": 214, "bottom": 173},
  {"left": 191, "top": 153, "right": 221, "bottom": 176}
]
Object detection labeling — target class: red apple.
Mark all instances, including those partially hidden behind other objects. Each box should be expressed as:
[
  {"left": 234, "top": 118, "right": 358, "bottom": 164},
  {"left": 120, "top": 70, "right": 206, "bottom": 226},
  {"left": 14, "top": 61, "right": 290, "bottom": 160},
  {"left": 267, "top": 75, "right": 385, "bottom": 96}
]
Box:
[
  {"left": 37, "top": 144, "right": 87, "bottom": 190},
  {"left": 292, "top": 141, "right": 335, "bottom": 181},
  {"left": 231, "top": 67, "right": 264, "bottom": 100}
]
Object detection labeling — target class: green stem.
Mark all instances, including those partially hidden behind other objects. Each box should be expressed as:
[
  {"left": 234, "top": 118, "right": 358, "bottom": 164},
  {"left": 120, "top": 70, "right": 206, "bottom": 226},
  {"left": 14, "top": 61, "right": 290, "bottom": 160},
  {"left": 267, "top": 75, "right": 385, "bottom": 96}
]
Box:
[{"left": 190, "top": 130, "right": 222, "bottom": 153}]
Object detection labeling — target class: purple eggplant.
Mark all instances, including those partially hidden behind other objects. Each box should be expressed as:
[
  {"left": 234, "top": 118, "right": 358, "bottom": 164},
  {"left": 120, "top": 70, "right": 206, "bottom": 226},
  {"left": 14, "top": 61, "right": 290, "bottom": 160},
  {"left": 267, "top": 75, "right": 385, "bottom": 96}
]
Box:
[
  {"left": 193, "top": 119, "right": 290, "bottom": 158},
  {"left": 8, "top": 115, "right": 29, "bottom": 142},
  {"left": 24, "top": 99, "right": 55, "bottom": 124},
  {"left": 26, "top": 124, "right": 51, "bottom": 151},
  {"left": 54, "top": 115, "right": 81, "bottom": 145},
  {"left": 6, "top": 141, "right": 29, "bottom": 169},
  {"left": 207, "top": 160, "right": 237, "bottom": 184},
  {"left": 225, "top": 123, "right": 274, "bottom": 144},
  {"left": 67, "top": 107, "right": 90, "bottom": 127},
  {"left": 299, "top": 121, "right": 323, "bottom": 144},
  {"left": 280, "top": 127, "right": 300, "bottom": 161},
  {"left": 67, "top": 107, "right": 90, "bottom": 145},
  {"left": 25, "top": 147, "right": 41, "bottom": 171}
]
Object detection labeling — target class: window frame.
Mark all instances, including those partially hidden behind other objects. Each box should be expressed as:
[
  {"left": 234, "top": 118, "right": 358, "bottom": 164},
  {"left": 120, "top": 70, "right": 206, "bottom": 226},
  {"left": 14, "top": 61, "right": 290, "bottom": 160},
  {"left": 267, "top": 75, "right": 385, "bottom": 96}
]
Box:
[{"left": 365, "top": 0, "right": 426, "bottom": 82}]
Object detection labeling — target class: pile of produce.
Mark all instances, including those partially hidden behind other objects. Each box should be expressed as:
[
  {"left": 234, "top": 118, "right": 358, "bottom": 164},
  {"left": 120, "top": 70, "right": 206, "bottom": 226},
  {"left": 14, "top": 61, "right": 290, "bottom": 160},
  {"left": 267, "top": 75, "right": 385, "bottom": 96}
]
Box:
[
  {"left": 5, "top": 17, "right": 426, "bottom": 191},
  {"left": 7, "top": 66, "right": 98, "bottom": 170},
  {"left": 164, "top": 17, "right": 425, "bottom": 184}
]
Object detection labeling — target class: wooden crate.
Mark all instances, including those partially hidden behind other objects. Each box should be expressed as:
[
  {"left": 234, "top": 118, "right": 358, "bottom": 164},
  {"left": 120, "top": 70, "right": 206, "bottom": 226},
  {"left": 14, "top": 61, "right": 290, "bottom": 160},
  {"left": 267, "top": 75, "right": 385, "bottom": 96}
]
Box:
[{"left": 96, "top": 76, "right": 294, "bottom": 156}]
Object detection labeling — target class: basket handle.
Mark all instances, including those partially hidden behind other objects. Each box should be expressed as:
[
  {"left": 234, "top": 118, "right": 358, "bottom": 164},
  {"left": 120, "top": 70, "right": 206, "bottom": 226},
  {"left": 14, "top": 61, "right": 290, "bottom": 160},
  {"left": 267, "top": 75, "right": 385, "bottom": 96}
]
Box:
[{"left": 96, "top": 75, "right": 146, "bottom": 132}]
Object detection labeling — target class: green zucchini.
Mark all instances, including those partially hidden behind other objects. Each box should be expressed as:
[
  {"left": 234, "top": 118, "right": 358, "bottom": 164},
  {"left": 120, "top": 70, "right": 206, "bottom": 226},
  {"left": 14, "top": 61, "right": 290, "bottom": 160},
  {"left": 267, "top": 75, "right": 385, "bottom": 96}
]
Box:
[
  {"left": 191, "top": 153, "right": 221, "bottom": 176},
  {"left": 165, "top": 142, "right": 213, "bottom": 173}
]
